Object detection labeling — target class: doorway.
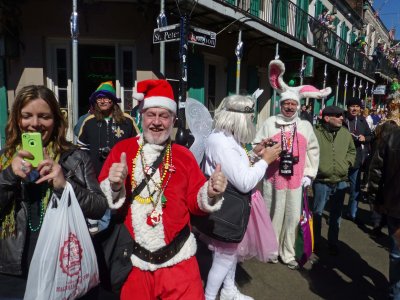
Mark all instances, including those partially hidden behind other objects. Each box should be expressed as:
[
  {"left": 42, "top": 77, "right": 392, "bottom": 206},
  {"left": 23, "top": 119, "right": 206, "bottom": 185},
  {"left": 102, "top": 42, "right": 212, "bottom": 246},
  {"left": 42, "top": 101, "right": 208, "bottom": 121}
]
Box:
[{"left": 78, "top": 45, "right": 115, "bottom": 116}]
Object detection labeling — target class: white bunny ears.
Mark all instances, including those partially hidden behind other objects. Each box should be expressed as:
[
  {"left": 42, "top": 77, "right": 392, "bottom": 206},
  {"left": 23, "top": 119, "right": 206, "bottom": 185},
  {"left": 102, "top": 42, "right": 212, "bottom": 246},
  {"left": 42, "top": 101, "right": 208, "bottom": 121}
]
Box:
[{"left": 269, "top": 59, "right": 332, "bottom": 101}]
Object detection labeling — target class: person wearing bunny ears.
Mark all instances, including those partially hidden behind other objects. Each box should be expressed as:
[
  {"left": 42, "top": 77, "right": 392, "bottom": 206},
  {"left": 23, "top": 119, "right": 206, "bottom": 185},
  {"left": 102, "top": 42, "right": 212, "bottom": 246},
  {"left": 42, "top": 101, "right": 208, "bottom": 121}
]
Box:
[
  {"left": 254, "top": 59, "right": 331, "bottom": 269},
  {"left": 98, "top": 79, "right": 228, "bottom": 299}
]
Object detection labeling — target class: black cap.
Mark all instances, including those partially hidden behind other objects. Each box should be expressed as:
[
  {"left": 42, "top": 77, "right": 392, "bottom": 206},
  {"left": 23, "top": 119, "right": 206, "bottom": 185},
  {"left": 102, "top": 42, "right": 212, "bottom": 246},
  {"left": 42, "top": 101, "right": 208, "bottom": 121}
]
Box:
[
  {"left": 322, "top": 105, "right": 344, "bottom": 117},
  {"left": 346, "top": 96, "right": 362, "bottom": 107}
]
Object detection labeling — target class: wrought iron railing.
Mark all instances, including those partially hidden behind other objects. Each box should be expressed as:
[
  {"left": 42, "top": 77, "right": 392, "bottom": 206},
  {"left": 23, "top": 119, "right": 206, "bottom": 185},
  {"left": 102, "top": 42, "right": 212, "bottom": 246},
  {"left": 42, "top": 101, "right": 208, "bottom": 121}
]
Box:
[{"left": 221, "top": 0, "right": 397, "bottom": 79}]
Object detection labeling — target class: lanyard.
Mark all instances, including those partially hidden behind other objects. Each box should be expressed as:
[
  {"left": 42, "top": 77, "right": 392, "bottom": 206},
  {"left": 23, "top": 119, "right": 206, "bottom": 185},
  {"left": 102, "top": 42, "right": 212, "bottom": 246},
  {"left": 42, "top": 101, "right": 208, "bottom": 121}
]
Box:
[{"left": 281, "top": 124, "right": 296, "bottom": 153}]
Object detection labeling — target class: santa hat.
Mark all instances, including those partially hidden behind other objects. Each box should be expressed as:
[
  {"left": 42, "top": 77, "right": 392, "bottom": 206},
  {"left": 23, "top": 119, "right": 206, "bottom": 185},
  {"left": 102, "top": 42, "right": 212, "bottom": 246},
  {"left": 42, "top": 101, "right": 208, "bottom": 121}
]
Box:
[
  {"left": 89, "top": 81, "right": 121, "bottom": 105},
  {"left": 132, "top": 79, "right": 176, "bottom": 114}
]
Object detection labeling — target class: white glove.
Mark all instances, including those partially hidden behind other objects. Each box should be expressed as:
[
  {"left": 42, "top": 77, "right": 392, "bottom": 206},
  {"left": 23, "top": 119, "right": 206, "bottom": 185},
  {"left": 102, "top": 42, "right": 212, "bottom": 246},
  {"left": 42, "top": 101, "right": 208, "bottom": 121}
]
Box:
[{"left": 301, "top": 176, "right": 312, "bottom": 187}]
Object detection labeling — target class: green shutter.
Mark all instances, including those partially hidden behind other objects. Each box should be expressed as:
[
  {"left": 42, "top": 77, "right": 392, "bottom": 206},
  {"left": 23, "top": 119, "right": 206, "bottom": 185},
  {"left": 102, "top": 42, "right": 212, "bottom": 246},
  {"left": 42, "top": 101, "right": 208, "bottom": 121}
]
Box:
[
  {"left": 339, "top": 23, "right": 349, "bottom": 62},
  {"left": 250, "top": 0, "right": 260, "bottom": 17},
  {"left": 315, "top": 0, "right": 323, "bottom": 16},
  {"left": 272, "top": 0, "right": 288, "bottom": 32},
  {"left": 226, "top": 0, "right": 235, "bottom": 5},
  {"left": 314, "top": 99, "right": 322, "bottom": 116},
  {"left": 325, "top": 95, "right": 335, "bottom": 106},
  {"left": 350, "top": 32, "right": 357, "bottom": 44},
  {"left": 295, "top": 0, "right": 308, "bottom": 41},
  {"left": 328, "top": 18, "right": 339, "bottom": 56},
  {"left": 304, "top": 56, "right": 314, "bottom": 77},
  {"left": 188, "top": 53, "right": 205, "bottom": 104}
]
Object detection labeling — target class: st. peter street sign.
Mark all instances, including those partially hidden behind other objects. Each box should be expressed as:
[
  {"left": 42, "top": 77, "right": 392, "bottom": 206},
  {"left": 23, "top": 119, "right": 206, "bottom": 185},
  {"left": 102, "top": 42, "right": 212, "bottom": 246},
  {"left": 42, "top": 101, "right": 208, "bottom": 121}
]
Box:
[{"left": 153, "top": 23, "right": 216, "bottom": 48}]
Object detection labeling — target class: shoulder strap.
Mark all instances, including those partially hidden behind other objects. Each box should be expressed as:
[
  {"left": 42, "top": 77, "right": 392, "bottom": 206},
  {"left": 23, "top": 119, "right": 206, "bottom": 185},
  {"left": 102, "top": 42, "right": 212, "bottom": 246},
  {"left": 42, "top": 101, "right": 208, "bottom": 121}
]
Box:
[{"left": 131, "top": 146, "right": 167, "bottom": 198}]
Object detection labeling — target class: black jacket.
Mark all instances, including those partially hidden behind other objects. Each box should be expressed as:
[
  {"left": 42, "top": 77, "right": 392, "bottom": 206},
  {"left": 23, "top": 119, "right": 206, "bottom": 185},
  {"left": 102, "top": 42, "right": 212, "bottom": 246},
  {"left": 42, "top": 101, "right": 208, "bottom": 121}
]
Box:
[
  {"left": 77, "top": 114, "right": 138, "bottom": 176},
  {"left": 368, "top": 128, "right": 400, "bottom": 218},
  {"left": 344, "top": 114, "right": 373, "bottom": 169},
  {"left": 0, "top": 148, "right": 108, "bottom": 276}
]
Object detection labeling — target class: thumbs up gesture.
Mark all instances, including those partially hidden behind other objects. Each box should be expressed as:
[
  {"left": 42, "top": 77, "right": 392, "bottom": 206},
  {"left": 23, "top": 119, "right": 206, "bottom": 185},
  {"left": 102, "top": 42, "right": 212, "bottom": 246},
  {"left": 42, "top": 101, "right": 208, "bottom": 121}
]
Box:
[
  {"left": 109, "top": 152, "right": 128, "bottom": 192},
  {"left": 207, "top": 164, "right": 227, "bottom": 198}
]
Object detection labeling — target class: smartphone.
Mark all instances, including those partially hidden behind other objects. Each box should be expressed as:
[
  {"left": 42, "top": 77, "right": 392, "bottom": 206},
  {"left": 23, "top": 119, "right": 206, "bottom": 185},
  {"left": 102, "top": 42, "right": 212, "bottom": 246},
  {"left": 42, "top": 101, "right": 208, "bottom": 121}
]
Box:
[
  {"left": 21, "top": 132, "right": 44, "bottom": 168},
  {"left": 265, "top": 140, "right": 278, "bottom": 147}
]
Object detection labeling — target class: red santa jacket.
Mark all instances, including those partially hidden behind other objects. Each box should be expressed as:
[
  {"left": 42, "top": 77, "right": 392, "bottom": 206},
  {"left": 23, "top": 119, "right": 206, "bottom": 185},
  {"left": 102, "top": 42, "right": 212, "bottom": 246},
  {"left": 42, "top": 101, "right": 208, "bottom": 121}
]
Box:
[{"left": 98, "top": 136, "right": 221, "bottom": 271}]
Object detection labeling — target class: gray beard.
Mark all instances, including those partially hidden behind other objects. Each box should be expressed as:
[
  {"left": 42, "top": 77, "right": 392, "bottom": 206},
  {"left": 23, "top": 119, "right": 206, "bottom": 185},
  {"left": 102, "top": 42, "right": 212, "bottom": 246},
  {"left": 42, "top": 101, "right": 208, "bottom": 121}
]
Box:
[{"left": 143, "top": 127, "right": 172, "bottom": 145}]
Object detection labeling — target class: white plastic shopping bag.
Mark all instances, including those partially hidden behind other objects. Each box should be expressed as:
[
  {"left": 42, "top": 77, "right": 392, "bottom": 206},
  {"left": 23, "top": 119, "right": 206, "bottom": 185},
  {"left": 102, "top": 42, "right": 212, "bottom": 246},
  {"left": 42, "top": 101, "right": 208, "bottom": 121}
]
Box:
[{"left": 24, "top": 182, "right": 99, "bottom": 300}]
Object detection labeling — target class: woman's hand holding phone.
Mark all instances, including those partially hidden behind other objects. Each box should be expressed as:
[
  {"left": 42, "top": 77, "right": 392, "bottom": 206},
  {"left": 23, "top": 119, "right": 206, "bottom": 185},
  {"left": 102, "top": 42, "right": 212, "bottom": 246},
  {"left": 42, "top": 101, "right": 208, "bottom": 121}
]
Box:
[
  {"left": 11, "top": 150, "right": 35, "bottom": 179},
  {"left": 36, "top": 150, "right": 66, "bottom": 190}
]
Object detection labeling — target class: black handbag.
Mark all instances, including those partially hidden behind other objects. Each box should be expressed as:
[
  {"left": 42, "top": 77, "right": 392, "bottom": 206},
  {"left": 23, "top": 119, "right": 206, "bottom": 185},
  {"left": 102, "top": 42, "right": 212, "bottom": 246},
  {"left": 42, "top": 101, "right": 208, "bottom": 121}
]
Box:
[
  {"left": 192, "top": 181, "right": 251, "bottom": 243},
  {"left": 98, "top": 218, "right": 134, "bottom": 294}
]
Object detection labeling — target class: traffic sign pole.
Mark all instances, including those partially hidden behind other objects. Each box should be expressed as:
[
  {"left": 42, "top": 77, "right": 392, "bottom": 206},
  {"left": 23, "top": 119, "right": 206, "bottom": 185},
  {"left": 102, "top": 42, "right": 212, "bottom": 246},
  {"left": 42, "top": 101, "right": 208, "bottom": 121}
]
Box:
[{"left": 175, "top": 15, "right": 189, "bottom": 146}]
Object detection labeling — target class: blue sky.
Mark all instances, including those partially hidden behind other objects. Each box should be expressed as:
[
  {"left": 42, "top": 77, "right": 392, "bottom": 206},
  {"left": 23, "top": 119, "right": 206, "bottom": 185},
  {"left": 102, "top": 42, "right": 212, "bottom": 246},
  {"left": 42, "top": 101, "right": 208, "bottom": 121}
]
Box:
[{"left": 372, "top": 0, "right": 400, "bottom": 39}]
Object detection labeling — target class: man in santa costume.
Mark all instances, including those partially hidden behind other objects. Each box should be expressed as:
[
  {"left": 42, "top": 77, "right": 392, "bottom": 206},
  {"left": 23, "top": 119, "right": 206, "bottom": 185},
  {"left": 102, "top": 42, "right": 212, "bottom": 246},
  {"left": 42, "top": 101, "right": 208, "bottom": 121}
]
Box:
[
  {"left": 98, "top": 79, "right": 227, "bottom": 300},
  {"left": 253, "top": 59, "right": 328, "bottom": 269}
]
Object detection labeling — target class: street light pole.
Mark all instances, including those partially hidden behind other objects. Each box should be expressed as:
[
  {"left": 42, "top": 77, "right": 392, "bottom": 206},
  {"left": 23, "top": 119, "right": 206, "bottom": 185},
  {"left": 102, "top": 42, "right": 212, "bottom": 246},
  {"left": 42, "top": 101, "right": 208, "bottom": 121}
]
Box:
[
  {"left": 159, "top": 0, "right": 166, "bottom": 77},
  {"left": 322, "top": 63, "right": 327, "bottom": 107},
  {"left": 335, "top": 70, "right": 340, "bottom": 106},
  {"left": 235, "top": 30, "right": 243, "bottom": 94},
  {"left": 175, "top": 15, "right": 189, "bottom": 146},
  {"left": 272, "top": 43, "right": 279, "bottom": 115},
  {"left": 344, "top": 73, "right": 348, "bottom": 107},
  {"left": 70, "top": 0, "right": 79, "bottom": 143}
]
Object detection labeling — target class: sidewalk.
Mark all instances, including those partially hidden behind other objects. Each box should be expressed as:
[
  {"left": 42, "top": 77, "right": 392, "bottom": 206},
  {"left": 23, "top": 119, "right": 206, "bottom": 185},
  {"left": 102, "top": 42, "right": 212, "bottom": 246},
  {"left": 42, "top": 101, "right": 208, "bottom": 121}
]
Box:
[{"left": 196, "top": 195, "right": 390, "bottom": 300}]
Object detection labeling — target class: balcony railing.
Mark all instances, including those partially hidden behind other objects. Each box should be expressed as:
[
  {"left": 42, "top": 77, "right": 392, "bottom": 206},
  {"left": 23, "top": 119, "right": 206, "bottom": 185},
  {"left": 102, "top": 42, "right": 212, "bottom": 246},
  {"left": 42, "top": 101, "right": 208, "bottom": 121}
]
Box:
[{"left": 220, "top": 0, "right": 397, "bottom": 79}]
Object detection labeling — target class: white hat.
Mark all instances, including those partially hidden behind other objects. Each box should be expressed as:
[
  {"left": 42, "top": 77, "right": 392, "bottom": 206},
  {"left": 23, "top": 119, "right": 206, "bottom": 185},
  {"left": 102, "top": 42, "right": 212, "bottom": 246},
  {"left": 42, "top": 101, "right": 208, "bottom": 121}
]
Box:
[{"left": 279, "top": 90, "right": 300, "bottom": 104}]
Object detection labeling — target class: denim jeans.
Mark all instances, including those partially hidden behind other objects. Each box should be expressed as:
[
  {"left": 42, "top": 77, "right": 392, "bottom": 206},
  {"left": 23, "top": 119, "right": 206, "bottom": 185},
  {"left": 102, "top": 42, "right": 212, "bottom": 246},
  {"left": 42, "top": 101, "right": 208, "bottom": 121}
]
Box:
[
  {"left": 387, "top": 216, "right": 400, "bottom": 300},
  {"left": 347, "top": 167, "right": 361, "bottom": 219},
  {"left": 312, "top": 181, "right": 348, "bottom": 247}
]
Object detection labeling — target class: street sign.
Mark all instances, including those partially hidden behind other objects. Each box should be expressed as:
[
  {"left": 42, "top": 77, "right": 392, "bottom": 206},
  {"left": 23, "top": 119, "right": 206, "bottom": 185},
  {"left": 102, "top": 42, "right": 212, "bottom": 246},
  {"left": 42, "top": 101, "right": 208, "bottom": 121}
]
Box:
[
  {"left": 153, "top": 24, "right": 180, "bottom": 43},
  {"left": 153, "top": 24, "right": 216, "bottom": 48},
  {"left": 188, "top": 26, "right": 216, "bottom": 48},
  {"left": 373, "top": 85, "right": 386, "bottom": 95}
]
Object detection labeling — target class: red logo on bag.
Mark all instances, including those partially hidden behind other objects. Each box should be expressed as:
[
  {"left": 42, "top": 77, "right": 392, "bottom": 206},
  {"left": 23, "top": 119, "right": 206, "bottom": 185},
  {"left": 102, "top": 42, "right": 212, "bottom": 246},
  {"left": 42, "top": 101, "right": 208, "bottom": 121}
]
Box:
[{"left": 59, "top": 233, "right": 83, "bottom": 276}]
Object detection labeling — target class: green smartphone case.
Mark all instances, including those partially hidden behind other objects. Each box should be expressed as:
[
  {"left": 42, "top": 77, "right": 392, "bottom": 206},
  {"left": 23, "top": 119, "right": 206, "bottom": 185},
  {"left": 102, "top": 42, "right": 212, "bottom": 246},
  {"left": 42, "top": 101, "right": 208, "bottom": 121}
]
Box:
[{"left": 21, "top": 132, "right": 44, "bottom": 168}]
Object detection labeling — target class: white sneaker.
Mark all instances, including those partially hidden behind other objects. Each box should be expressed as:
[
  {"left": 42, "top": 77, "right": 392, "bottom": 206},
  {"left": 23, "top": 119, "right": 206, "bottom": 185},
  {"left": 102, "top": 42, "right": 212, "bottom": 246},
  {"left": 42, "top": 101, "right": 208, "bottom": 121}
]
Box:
[{"left": 220, "top": 286, "right": 254, "bottom": 300}]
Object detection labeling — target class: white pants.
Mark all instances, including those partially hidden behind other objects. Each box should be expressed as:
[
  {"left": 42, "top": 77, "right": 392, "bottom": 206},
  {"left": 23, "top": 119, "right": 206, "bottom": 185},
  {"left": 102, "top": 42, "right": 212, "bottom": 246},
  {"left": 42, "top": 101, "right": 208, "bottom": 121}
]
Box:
[
  {"left": 204, "top": 247, "right": 238, "bottom": 300},
  {"left": 263, "top": 181, "right": 302, "bottom": 263}
]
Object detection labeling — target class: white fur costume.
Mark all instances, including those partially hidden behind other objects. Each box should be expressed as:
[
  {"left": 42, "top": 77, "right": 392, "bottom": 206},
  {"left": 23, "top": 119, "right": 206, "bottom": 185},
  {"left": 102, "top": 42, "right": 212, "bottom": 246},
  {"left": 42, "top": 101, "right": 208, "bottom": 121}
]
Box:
[{"left": 253, "top": 59, "right": 329, "bottom": 264}]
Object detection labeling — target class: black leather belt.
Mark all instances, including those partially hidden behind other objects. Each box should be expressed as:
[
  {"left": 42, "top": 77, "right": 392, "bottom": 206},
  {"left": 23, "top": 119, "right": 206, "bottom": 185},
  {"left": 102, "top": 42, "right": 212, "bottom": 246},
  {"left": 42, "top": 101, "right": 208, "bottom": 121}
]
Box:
[{"left": 132, "top": 225, "right": 190, "bottom": 264}]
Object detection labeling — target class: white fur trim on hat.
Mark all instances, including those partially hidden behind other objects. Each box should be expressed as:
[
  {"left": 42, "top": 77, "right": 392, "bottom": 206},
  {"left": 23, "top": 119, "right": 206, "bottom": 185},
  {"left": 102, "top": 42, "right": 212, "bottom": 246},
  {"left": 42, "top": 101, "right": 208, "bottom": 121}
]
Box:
[
  {"left": 132, "top": 92, "right": 144, "bottom": 101},
  {"left": 279, "top": 90, "right": 300, "bottom": 103},
  {"left": 142, "top": 96, "right": 177, "bottom": 114}
]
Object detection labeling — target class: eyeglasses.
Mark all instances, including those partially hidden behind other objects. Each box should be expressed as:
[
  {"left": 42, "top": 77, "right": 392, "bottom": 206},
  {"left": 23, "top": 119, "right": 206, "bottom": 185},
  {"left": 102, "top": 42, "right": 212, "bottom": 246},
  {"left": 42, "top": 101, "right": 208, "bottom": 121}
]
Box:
[{"left": 96, "top": 98, "right": 112, "bottom": 103}]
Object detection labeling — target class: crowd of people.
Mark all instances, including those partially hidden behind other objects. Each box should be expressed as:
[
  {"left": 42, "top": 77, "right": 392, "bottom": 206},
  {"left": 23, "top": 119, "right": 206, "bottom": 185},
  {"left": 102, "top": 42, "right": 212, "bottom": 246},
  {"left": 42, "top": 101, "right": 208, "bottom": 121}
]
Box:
[{"left": 0, "top": 59, "right": 400, "bottom": 300}]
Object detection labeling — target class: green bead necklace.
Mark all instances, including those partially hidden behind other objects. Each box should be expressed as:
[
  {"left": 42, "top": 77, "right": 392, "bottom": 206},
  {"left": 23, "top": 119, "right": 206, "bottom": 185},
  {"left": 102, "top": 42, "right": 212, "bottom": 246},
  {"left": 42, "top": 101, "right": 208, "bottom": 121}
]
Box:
[{"left": 27, "top": 185, "right": 51, "bottom": 232}]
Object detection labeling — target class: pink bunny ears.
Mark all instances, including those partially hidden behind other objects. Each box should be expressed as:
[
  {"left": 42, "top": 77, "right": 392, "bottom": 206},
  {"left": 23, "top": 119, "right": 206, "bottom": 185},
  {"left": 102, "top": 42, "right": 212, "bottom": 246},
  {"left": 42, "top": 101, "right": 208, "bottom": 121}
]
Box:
[{"left": 269, "top": 59, "right": 332, "bottom": 100}]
